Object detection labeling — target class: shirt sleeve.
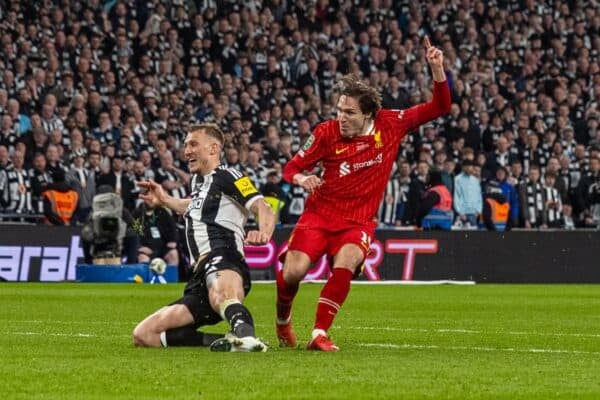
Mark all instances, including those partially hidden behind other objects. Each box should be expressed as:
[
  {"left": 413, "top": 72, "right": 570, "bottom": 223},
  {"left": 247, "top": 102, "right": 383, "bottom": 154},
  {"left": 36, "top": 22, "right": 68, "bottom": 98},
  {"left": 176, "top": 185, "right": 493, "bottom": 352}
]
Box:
[
  {"left": 217, "top": 168, "right": 264, "bottom": 210},
  {"left": 282, "top": 123, "right": 328, "bottom": 184},
  {"left": 388, "top": 80, "right": 451, "bottom": 134}
]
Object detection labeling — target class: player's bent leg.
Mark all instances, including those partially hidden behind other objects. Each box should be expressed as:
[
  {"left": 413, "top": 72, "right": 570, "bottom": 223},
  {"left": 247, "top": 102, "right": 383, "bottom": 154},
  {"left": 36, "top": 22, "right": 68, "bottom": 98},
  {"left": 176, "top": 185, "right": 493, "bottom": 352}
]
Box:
[
  {"left": 132, "top": 304, "right": 194, "bottom": 347},
  {"left": 280, "top": 250, "right": 313, "bottom": 283},
  {"left": 206, "top": 269, "right": 267, "bottom": 352},
  {"left": 163, "top": 327, "right": 224, "bottom": 347}
]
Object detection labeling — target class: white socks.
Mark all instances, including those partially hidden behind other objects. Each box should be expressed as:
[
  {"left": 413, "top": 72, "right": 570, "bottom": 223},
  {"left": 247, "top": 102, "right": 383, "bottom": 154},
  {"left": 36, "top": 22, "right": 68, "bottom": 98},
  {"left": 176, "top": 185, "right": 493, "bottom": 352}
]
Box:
[{"left": 311, "top": 329, "right": 327, "bottom": 340}]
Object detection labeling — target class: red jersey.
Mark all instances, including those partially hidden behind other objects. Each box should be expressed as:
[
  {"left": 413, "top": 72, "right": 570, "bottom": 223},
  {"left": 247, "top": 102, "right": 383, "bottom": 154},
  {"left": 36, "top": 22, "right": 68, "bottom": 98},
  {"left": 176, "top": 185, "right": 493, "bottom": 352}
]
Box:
[{"left": 283, "top": 80, "right": 451, "bottom": 224}]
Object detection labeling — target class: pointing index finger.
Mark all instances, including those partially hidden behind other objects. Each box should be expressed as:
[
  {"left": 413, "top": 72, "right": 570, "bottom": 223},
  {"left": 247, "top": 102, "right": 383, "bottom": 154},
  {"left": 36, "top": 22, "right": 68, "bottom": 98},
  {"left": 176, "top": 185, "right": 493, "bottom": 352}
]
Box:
[{"left": 424, "top": 36, "right": 431, "bottom": 49}]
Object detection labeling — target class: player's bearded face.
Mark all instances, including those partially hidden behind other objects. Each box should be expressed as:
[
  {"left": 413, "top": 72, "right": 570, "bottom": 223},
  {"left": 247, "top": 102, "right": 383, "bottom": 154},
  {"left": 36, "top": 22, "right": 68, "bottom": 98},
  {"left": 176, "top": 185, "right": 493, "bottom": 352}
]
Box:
[{"left": 337, "top": 95, "right": 369, "bottom": 137}]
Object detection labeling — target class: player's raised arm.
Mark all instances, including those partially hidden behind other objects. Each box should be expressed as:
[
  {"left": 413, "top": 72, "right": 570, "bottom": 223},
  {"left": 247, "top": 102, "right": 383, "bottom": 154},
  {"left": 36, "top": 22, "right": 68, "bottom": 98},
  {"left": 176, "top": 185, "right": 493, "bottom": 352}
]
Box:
[{"left": 424, "top": 36, "right": 446, "bottom": 82}]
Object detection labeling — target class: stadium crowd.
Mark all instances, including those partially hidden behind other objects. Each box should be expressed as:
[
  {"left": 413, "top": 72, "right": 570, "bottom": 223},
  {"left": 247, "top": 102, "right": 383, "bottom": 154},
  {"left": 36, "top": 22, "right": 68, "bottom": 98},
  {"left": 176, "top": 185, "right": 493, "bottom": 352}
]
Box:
[{"left": 0, "top": 0, "right": 599, "bottom": 232}]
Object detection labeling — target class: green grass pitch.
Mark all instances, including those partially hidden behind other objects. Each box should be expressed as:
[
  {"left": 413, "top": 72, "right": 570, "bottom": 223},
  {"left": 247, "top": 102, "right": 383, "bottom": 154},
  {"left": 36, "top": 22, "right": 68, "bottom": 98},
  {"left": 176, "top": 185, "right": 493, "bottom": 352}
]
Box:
[{"left": 2, "top": 282, "right": 600, "bottom": 399}]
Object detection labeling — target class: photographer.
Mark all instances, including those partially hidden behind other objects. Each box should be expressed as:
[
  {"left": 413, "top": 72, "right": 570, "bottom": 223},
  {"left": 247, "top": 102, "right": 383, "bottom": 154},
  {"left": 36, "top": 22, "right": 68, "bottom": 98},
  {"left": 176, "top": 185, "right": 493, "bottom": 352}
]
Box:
[{"left": 132, "top": 196, "right": 179, "bottom": 266}]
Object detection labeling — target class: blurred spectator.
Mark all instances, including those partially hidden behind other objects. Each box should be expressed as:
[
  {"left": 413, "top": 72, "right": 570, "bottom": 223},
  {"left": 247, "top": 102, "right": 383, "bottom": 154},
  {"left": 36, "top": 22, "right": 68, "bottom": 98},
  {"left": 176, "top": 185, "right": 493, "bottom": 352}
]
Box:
[
  {"left": 261, "top": 170, "right": 289, "bottom": 225},
  {"left": 406, "top": 160, "right": 430, "bottom": 226},
  {"left": 96, "top": 154, "right": 136, "bottom": 210},
  {"left": 86, "top": 151, "right": 103, "bottom": 181},
  {"left": 544, "top": 157, "right": 569, "bottom": 205},
  {"left": 381, "top": 76, "right": 410, "bottom": 109},
  {"left": 519, "top": 164, "right": 547, "bottom": 229},
  {"left": 378, "top": 159, "right": 411, "bottom": 227},
  {"left": 154, "top": 150, "right": 189, "bottom": 199},
  {"left": 66, "top": 150, "right": 96, "bottom": 225},
  {"left": 418, "top": 169, "right": 453, "bottom": 230},
  {"left": 245, "top": 149, "right": 268, "bottom": 189},
  {"left": 29, "top": 152, "right": 52, "bottom": 215},
  {"left": 0, "top": 114, "right": 18, "bottom": 153},
  {"left": 453, "top": 159, "right": 482, "bottom": 228},
  {"left": 132, "top": 198, "right": 179, "bottom": 266},
  {"left": 0, "top": 149, "right": 34, "bottom": 219},
  {"left": 441, "top": 157, "right": 456, "bottom": 194},
  {"left": 508, "top": 159, "right": 525, "bottom": 186},
  {"left": 42, "top": 169, "right": 78, "bottom": 226},
  {"left": 285, "top": 183, "right": 308, "bottom": 225},
  {"left": 481, "top": 179, "right": 510, "bottom": 232},
  {"left": 483, "top": 135, "right": 519, "bottom": 178},
  {"left": 45, "top": 144, "right": 68, "bottom": 176},
  {"left": 521, "top": 133, "right": 547, "bottom": 176},
  {"left": 19, "top": 126, "right": 48, "bottom": 166},
  {"left": 224, "top": 146, "right": 244, "bottom": 172},
  {"left": 137, "top": 150, "right": 156, "bottom": 181},
  {"left": 543, "top": 172, "right": 564, "bottom": 228},
  {"left": 495, "top": 166, "right": 520, "bottom": 229},
  {"left": 576, "top": 156, "right": 600, "bottom": 228}
]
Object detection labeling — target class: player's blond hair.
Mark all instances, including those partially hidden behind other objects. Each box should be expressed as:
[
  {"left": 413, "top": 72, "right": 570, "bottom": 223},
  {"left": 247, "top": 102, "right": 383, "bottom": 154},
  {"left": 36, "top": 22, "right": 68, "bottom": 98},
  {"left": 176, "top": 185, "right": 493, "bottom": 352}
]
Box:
[{"left": 189, "top": 123, "right": 224, "bottom": 147}]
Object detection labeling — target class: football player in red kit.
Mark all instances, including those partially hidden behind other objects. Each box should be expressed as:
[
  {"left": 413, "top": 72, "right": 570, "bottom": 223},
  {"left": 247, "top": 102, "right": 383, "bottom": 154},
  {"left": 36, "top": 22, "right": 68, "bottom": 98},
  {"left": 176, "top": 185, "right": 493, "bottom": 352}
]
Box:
[{"left": 276, "top": 36, "right": 451, "bottom": 351}]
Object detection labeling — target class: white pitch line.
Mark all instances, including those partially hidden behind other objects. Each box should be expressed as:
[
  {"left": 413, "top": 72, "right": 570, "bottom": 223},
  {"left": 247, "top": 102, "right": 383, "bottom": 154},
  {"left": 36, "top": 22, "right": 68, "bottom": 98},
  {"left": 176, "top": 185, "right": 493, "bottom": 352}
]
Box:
[
  {"left": 6, "top": 331, "right": 127, "bottom": 338},
  {"left": 359, "top": 343, "right": 600, "bottom": 355},
  {"left": 253, "top": 280, "right": 476, "bottom": 285},
  {"left": 344, "top": 326, "right": 600, "bottom": 338},
  {"left": 10, "top": 321, "right": 600, "bottom": 340},
  {"left": 9, "top": 331, "right": 95, "bottom": 337},
  {"left": 4, "top": 331, "right": 599, "bottom": 355},
  {"left": 9, "top": 320, "right": 135, "bottom": 326}
]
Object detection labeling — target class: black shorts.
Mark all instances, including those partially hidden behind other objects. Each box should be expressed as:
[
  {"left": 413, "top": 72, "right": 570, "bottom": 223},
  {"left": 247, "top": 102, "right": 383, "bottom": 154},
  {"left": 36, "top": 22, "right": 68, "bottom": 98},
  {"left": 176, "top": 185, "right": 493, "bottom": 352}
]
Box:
[{"left": 170, "top": 247, "right": 251, "bottom": 328}]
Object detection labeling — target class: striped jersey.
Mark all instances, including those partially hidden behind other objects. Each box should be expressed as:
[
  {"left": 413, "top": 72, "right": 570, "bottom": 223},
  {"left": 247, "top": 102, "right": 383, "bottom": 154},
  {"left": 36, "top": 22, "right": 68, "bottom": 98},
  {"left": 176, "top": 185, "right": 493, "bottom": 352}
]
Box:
[
  {"left": 184, "top": 166, "right": 264, "bottom": 264},
  {"left": 283, "top": 81, "right": 450, "bottom": 224}
]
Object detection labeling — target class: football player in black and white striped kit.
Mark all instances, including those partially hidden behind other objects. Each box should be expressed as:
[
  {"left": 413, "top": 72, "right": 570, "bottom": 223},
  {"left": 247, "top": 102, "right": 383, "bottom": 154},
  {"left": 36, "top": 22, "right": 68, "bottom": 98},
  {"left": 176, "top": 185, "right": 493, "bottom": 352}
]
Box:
[{"left": 133, "top": 123, "right": 275, "bottom": 352}]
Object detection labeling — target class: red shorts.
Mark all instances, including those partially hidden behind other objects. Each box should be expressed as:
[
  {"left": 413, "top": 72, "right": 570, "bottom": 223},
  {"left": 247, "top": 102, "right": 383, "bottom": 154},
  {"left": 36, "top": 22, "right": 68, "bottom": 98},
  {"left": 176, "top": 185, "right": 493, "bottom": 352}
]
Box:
[{"left": 279, "top": 210, "right": 376, "bottom": 264}]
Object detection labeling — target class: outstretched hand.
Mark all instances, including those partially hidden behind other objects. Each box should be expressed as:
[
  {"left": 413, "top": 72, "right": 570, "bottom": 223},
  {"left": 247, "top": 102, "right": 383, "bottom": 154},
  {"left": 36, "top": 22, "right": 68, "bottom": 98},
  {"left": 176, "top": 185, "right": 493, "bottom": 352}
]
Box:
[
  {"left": 137, "top": 180, "right": 167, "bottom": 208},
  {"left": 424, "top": 36, "right": 443, "bottom": 68}
]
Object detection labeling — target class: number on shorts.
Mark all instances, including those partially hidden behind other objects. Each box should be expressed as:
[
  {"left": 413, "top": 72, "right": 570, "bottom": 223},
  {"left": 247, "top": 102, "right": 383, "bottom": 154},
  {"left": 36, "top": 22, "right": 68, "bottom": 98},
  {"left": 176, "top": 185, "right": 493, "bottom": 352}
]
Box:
[{"left": 205, "top": 255, "right": 223, "bottom": 275}]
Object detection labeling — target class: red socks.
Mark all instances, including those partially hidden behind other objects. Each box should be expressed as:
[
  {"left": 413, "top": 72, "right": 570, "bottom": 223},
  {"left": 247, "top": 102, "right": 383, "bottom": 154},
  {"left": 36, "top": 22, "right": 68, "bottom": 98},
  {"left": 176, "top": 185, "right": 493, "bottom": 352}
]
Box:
[
  {"left": 314, "top": 268, "right": 353, "bottom": 332},
  {"left": 276, "top": 268, "right": 299, "bottom": 323}
]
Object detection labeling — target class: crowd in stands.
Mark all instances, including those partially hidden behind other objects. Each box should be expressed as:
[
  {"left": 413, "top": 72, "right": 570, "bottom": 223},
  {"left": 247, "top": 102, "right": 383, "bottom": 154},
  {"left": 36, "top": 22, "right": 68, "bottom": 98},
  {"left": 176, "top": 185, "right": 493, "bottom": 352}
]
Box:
[{"left": 0, "top": 0, "right": 598, "bottom": 232}]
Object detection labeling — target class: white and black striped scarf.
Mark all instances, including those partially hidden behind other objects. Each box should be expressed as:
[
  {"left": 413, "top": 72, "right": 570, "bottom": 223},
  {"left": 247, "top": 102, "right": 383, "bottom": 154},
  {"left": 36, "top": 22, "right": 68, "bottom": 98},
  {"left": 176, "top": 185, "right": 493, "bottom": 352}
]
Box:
[{"left": 544, "top": 186, "right": 563, "bottom": 227}]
